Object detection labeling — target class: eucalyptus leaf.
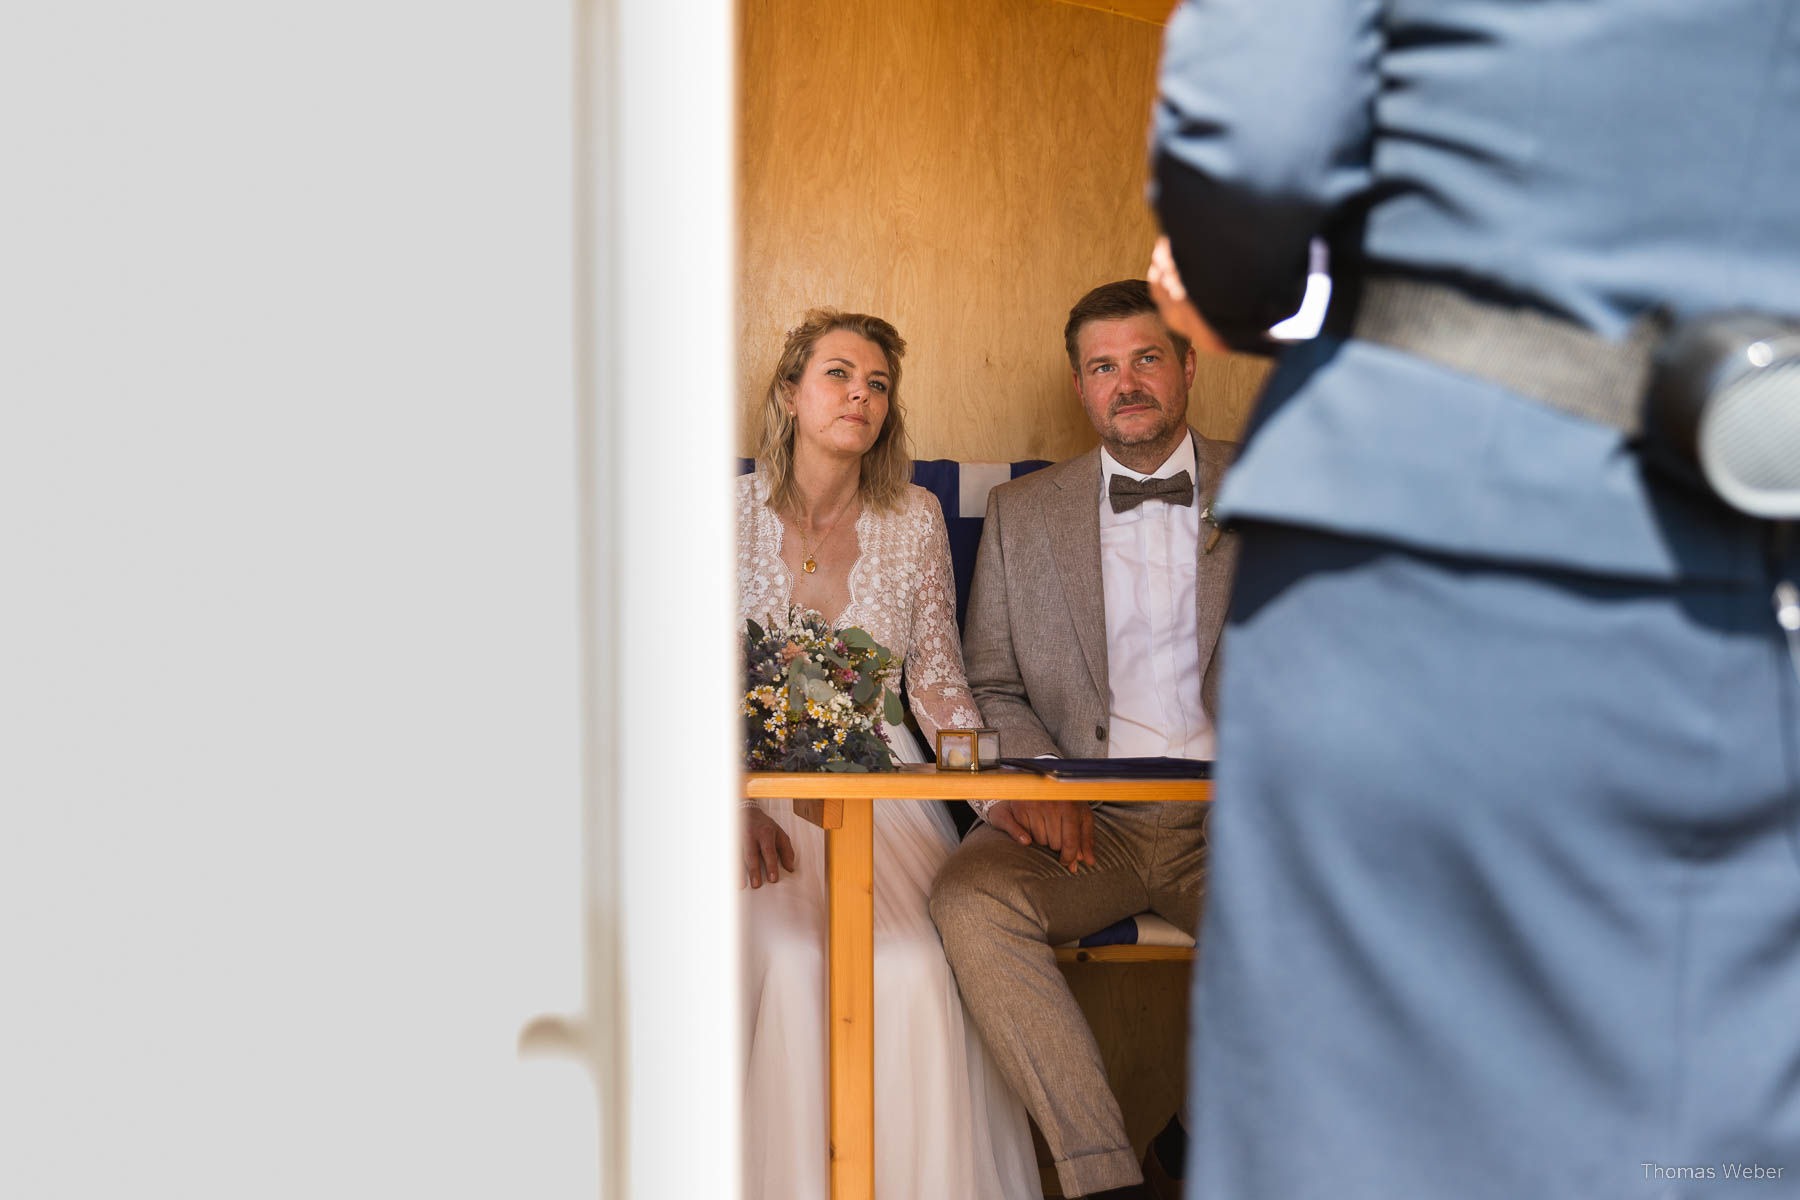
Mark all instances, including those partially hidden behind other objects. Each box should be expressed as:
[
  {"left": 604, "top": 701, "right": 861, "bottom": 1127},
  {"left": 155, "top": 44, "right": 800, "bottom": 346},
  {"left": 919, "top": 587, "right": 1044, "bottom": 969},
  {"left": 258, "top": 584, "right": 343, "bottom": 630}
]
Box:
[
  {"left": 883, "top": 689, "right": 904, "bottom": 727},
  {"left": 805, "top": 678, "right": 838, "bottom": 705},
  {"left": 851, "top": 677, "right": 876, "bottom": 705},
  {"left": 840, "top": 627, "right": 877, "bottom": 651},
  {"left": 746, "top": 618, "right": 765, "bottom": 642}
]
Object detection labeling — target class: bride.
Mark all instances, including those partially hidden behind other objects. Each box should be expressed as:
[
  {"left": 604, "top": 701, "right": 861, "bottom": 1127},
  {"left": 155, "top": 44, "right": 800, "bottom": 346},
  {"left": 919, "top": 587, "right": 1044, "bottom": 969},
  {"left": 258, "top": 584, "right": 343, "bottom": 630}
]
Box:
[{"left": 737, "top": 308, "right": 1042, "bottom": 1200}]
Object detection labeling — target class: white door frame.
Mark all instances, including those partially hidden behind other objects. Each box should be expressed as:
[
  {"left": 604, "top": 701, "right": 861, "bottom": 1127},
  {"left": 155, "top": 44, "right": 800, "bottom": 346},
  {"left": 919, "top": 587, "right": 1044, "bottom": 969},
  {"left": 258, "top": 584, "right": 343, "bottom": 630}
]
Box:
[{"left": 535, "top": 1, "right": 741, "bottom": 1196}]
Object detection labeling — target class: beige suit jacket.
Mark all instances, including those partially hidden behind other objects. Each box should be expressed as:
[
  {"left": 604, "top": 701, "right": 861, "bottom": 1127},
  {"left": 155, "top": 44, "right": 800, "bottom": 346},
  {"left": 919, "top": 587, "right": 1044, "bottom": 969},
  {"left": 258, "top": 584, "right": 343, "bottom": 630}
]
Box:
[{"left": 963, "top": 428, "right": 1239, "bottom": 759}]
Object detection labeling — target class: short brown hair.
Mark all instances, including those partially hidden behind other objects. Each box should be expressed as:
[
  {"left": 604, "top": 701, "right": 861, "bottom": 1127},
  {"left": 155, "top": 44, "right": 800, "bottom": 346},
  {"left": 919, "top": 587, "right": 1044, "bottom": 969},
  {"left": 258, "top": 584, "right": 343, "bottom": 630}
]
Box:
[
  {"left": 1062, "top": 279, "right": 1191, "bottom": 371},
  {"left": 752, "top": 309, "right": 911, "bottom": 515}
]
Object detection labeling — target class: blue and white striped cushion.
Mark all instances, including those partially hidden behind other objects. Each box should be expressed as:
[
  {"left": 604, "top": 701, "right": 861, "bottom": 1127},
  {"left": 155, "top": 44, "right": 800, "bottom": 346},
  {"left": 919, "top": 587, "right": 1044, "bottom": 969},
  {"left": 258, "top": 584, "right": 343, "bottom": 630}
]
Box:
[{"left": 1060, "top": 912, "right": 1196, "bottom": 950}]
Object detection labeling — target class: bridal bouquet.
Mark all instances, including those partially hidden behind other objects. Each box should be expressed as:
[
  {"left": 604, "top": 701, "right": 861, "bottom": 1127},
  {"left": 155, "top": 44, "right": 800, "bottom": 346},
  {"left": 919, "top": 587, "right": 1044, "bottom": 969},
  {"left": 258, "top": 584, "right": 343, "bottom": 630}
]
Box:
[{"left": 743, "top": 606, "right": 902, "bottom": 772}]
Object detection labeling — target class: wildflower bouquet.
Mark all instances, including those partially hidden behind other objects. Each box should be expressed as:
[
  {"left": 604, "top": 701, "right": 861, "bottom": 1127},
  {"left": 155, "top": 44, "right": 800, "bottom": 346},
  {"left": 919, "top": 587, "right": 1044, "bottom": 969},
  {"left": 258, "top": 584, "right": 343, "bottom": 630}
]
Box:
[{"left": 743, "top": 607, "right": 903, "bottom": 772}]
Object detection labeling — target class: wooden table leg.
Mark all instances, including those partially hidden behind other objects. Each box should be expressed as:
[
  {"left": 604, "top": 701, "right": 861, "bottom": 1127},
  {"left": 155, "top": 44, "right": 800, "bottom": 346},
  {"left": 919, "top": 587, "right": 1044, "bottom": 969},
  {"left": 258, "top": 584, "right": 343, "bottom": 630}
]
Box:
[{"left": 825, "top": 797, "right": 874, "bottom": 1200}]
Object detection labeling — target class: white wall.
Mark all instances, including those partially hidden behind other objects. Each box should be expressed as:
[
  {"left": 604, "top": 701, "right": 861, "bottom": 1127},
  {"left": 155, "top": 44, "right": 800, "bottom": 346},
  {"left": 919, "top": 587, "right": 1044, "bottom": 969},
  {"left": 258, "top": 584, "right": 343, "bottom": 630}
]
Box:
[{"left": 0, "top": 3, "right": 613, "bottom": 1194}]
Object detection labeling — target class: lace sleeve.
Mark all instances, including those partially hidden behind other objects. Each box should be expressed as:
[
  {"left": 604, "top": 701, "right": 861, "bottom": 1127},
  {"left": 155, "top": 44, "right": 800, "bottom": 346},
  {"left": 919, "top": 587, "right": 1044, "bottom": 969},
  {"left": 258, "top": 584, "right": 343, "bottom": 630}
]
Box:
[{"left": 903, "top": 495, "right": 983, "bottom": 741}]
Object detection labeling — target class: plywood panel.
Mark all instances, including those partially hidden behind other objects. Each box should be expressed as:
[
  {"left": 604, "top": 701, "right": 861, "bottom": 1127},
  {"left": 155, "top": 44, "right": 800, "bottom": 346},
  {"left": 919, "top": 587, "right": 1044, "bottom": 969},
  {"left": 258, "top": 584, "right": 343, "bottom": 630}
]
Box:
[
  {"left": 739, "top": 0, "right": 1269, "bottom": 464},
  {"left": 1049, "top": 0, "right": 1179, "bottom": 26}
]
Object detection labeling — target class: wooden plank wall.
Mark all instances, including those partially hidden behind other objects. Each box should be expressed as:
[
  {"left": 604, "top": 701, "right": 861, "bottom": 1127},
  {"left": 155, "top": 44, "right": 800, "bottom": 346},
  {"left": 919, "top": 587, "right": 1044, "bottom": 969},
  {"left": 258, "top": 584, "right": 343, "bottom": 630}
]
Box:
[{"left": 737, "top": 0, "right": 1270, "bottom": 463}]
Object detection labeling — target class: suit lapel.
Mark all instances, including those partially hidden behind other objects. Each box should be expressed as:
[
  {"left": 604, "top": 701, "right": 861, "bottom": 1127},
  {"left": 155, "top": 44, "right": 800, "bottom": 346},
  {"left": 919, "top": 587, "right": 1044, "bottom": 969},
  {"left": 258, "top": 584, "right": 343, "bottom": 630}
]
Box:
[
  {"left": 1192, "top": 429, "right": 1238, "bottom": 717},
  {"left": 1042, "top": 450, "right": 1110, "bottom": 705},
  {"left": 1036, "top": 435, "right": 1235, "bottom": 721}
]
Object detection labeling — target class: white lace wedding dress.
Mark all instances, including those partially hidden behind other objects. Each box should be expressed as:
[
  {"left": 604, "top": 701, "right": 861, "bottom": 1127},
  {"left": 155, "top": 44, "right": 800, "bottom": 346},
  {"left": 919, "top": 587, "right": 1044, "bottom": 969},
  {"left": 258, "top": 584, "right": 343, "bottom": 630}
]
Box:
[{"left": 737, "top": 471, "right": 1042, "bottom": 1200}]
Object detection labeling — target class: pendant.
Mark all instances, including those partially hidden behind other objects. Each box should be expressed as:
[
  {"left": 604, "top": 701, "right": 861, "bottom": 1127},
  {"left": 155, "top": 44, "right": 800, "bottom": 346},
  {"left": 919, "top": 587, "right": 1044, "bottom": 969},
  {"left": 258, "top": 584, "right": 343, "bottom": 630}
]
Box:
[{"left": 802, "top": 556, "right": 817, "bottom": 574}]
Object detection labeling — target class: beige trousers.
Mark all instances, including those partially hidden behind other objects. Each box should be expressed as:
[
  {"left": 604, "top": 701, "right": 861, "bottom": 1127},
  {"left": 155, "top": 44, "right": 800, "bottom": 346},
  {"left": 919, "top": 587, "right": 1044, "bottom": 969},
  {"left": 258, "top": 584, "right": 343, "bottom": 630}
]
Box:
[{"left": 929, "top": 800, "right": 1208, "bottom": 1198}]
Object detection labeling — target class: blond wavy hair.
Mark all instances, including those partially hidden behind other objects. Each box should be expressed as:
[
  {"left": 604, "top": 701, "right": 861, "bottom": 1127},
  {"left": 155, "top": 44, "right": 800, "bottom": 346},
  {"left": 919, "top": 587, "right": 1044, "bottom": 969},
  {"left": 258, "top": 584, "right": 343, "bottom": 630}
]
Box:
[{"left": 753, "top": 308, "right": 911, "bottom": 515}]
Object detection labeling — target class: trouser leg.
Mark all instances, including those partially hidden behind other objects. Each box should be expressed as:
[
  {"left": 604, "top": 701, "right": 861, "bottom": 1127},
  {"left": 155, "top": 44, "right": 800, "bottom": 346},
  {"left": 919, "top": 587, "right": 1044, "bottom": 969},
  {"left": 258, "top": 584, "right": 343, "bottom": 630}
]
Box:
[{"left": 930, "top": 815, "right": 1154, "bottom": 1197}]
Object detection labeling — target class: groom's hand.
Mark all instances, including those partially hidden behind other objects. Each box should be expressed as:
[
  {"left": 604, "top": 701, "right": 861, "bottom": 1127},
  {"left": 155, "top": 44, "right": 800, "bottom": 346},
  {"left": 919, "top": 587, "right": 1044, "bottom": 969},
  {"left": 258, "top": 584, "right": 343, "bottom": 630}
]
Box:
[{"left": 986, "top": 801, "right": 1097, "bottom": 873}]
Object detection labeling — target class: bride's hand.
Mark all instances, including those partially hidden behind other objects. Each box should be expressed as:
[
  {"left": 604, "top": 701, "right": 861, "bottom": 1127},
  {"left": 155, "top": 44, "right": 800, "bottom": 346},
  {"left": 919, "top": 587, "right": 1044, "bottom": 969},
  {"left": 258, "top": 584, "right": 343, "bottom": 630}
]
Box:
[{"left": 742, "top": 807, "right": 798, "bottom": 888}]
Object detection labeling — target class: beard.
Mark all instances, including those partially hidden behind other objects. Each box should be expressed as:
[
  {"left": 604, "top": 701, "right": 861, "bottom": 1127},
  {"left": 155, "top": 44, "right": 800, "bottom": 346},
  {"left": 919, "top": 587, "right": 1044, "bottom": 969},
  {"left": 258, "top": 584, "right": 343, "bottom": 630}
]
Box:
[{"left": 1105, "top": 391, "right": 1179, "bottom": 445}]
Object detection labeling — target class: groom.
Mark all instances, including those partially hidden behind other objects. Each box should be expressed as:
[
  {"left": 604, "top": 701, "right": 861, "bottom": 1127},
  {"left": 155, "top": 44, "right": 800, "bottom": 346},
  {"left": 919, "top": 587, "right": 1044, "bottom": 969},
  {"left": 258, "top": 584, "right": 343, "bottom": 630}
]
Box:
[{"left": 930, "top": 279, "right": 1235, "bottom": 1200}]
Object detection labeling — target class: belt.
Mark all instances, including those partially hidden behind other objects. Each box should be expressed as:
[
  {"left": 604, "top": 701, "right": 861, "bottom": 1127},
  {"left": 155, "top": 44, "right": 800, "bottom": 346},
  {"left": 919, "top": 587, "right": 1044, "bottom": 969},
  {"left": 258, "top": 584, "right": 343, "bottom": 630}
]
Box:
[{"left": 1351, "top": 276, "right": 1665, "bottom": 436}]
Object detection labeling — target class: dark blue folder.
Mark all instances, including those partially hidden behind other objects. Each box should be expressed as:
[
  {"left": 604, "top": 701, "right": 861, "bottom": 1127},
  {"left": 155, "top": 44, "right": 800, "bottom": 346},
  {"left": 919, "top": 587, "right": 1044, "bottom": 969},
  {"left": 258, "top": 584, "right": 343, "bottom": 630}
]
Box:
[{"left": 995, "top": 756, "right": 1213, "bottom": 780}]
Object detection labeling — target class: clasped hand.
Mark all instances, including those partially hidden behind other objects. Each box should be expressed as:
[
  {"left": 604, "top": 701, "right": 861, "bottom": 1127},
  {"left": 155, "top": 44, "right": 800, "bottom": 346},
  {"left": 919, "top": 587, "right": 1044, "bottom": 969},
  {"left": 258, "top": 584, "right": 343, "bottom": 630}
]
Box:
[{"left": 985, "top": 800, "right": 1097, "bottom": 874}]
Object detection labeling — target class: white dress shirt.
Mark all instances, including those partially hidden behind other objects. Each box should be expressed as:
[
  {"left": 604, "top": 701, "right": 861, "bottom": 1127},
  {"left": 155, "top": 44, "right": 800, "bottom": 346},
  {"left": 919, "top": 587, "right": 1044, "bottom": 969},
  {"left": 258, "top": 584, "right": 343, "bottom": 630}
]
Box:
[{"left": 1099, "top": 436, "right": 1214, "bottom": 760}]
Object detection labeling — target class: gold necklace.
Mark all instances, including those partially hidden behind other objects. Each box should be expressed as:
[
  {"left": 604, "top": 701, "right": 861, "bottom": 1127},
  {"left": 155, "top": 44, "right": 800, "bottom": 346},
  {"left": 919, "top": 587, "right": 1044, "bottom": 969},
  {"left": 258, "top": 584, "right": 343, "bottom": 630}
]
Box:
[{"left": 796, "top": 499, "right": 854, "bottom": 574}]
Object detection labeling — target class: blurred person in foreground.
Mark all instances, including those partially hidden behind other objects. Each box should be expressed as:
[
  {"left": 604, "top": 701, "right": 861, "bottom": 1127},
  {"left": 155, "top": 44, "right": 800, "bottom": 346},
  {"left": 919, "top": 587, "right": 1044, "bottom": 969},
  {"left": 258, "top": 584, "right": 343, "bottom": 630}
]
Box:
[{"left": 1147, "top": 1, "right": 1800, "bottom": 1197}]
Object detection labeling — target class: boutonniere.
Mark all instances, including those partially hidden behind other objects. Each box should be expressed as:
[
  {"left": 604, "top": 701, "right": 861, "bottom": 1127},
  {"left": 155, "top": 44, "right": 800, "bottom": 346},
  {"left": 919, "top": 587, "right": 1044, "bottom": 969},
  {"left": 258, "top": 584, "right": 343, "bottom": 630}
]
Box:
[{"left": 1201, "top": 500, "right": 1224, "bottom": 554}]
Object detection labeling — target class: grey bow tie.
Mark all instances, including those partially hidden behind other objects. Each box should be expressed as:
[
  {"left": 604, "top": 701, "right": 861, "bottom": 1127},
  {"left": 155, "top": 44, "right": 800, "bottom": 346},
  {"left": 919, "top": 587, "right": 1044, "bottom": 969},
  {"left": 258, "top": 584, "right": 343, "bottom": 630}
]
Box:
[{"left": 1108, "top": 470, "right": 1194, "bottom": 513}]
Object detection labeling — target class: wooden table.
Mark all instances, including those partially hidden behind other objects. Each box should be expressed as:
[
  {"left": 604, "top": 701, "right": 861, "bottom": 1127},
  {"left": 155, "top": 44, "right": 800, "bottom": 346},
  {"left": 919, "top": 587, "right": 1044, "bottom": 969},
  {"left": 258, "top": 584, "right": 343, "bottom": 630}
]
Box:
[{"left": 741, "top": 764, "right": 1212, "bottom": 1200}]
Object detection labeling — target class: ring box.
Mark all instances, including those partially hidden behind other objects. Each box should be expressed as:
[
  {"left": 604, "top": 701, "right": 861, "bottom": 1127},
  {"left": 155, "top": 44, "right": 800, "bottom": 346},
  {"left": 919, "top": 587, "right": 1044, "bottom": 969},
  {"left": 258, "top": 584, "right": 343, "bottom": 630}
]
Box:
[{"left": 935, "top": 727, "right": 1001, "bottom": 771}]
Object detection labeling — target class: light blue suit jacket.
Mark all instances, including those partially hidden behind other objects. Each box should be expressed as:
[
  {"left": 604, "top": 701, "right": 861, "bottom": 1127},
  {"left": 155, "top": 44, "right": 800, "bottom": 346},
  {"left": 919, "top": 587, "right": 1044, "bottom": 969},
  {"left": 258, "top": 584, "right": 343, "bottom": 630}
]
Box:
[{"left": 1151, "top": 0, "right": 1800, "bottom": 581}]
